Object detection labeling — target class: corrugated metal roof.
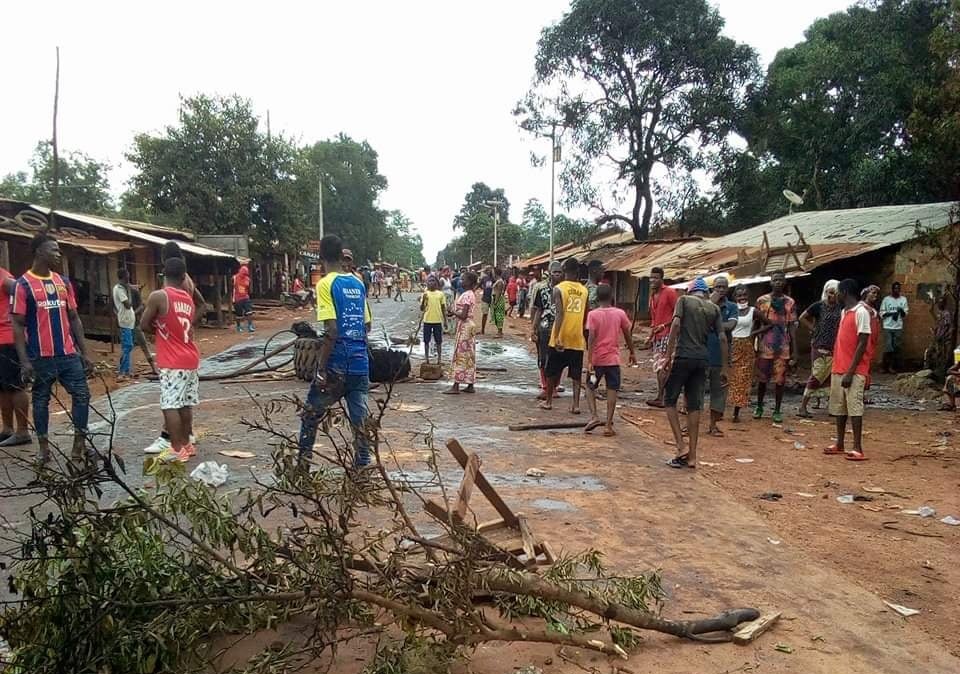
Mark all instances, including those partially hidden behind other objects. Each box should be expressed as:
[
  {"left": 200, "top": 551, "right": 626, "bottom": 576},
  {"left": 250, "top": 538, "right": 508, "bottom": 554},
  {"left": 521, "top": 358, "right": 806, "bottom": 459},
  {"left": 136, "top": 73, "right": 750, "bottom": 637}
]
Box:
[
  {"left": 22, "top": 204, "right": 237, "bottom": 260},
  {"left": 516, "top": 228, "right": 636, "bottom": 267},
  {"left": 0, "top": 226, "right": 134, "bottom": 255}
]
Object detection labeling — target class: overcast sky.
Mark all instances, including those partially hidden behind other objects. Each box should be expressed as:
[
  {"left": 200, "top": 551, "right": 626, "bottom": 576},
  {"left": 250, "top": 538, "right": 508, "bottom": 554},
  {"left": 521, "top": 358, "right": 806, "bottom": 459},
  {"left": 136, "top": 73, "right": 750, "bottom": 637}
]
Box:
[{"left": 1, "top": 0, "right": 853, "bottom": 260}]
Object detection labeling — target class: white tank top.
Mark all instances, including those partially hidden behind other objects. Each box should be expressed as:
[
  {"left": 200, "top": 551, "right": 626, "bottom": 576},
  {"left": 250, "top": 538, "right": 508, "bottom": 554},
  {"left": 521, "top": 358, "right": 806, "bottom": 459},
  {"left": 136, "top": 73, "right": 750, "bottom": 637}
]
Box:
[{"left": 732, "top": 307, "right": 755, "bottom": 338}]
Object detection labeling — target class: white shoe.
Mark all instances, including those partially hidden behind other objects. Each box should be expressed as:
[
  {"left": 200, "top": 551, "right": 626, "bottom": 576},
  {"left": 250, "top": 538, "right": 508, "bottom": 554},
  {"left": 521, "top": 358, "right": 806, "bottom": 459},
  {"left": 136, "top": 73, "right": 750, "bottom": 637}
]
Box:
[
  {"left": 189, "top": 433, "right": 196, "bottom": 445},
  {"left": 144, "top": 436, "right": 171, "bottom": 454}
]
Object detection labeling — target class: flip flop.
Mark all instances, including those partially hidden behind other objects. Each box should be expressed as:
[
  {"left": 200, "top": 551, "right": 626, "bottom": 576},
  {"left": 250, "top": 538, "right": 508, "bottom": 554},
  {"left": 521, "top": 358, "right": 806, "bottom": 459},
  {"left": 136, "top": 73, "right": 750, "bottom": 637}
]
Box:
[
  {"left": 844, "top": 451, "right": 868, "bottom": 461},
  {"left": 823, "top": 444, "right": 845, "bottom": 455},
  {"left": 667, "top": 454, "right": 691, "bottom": 469},
  {"left": 645, "top": 399, "right": 665, "bottom": 408},
  {"left": 708, "top": 428, "right": 725, "bottom": 438},
  {"left": 442, "top": 389, "right": 460, "bottom": 395},
  {"left": 584, "top": 420, "right": 603, "bottom": 433},
  {"left": 538, "top": 402, "right": 553, "bottom": 411}
]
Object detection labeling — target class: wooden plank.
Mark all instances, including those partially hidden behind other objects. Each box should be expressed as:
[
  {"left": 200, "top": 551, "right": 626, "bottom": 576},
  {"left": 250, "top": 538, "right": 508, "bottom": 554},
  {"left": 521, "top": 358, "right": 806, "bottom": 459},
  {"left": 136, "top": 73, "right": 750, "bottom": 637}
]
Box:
[
  {"left": 446, "top": 439, "right": 517, "bottom": 526},
  {"left": 733, "top": 611, "right": 782, "bottom": 645},
  {"left": 477, "top": 518, "right": 507, "bottom": 533},
  {"left": 508, "top": 421, "right": 586, "bottom": 431},
  {"left": 453, "top": 452, "right": 481, "bottom": 521},
  {"left": 516, "top": 514, "right": 537, "bottom": 560},
  {"left": 423, "top": 498, "right": 461, "bottom": 525},
  {"left": 540, "top": 540, "right": 557, "bottom": 565}
]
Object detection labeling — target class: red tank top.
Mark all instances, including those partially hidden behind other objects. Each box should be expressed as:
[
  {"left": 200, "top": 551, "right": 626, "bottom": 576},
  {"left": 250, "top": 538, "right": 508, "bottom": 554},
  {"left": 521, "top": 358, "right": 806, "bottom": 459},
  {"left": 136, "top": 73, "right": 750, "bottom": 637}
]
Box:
[{"left": 154, "top": 287, "right": 200, "bottom": 370}]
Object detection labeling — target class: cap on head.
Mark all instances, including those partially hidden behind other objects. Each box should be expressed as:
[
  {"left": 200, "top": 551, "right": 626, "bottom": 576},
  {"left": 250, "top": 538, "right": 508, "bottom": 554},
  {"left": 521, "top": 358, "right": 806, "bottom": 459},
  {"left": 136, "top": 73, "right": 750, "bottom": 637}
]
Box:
[
  {"left": 342, "top": 248, "right": 354, "bottom": 262},
  {"left": 548, "top": 261, "right": 562, "bottom": 273},
  {"left": 688, "top": 277, "right": 709, "bottom": 294}
]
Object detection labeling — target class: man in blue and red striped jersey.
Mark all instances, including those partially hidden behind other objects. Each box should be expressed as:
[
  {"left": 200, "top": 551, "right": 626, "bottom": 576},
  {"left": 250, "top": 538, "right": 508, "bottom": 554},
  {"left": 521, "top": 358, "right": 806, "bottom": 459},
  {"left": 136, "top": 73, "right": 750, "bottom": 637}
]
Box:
[{"left": 12, "top": 232, "right": 94, "bottom": 466}]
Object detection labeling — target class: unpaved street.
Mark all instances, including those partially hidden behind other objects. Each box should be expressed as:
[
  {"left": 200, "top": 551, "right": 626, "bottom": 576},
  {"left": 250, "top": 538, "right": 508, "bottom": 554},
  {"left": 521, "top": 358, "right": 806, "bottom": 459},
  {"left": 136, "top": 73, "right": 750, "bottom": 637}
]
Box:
[{"left": 3, "top": 297, "right": 958, "bottom": 674}]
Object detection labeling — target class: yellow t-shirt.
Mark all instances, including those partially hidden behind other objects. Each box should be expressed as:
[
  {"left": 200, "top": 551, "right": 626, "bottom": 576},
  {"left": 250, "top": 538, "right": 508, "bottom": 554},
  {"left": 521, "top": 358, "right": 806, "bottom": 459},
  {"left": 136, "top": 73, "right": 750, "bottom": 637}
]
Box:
[
  {"left": 422, "top": 289, "right": 446, "bottom": 324},
  {"left": 549, "top": 280, "right": 588, "bottom": 351}
]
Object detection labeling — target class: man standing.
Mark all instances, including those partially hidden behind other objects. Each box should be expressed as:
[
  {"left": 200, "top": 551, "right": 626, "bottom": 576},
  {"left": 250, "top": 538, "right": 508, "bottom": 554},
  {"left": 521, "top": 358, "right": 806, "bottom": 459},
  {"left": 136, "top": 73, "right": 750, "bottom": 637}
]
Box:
[
  {"left": 664, "top": 277, "right": 726, "bottom": 469},
  {"left": 140, "top": 257, "right": 201, "bottom": 463},
  {"left": 12, "top": 233, "right": 93, "bottom": 464},
  {"left": 646, "top": 267, "right": 677, "bottom": 408},
  {"left": 113, "top": 268, "right": 137, "bottom": 381},
  {"left": 879, "top": 282, "right": 908, "bottom": 373},
  {"left": 585, "top": 260, "right": 604, "bottom": 311},
  {"left": 480, "top": 267, "right": 494, "bottom": 335},
  {"left": 540, "top": 257, "right": 589, "bottom": 414},
  {"left": 420, "top": 275, "right": 446, "bottom": 364},
  {"left": 584, "top": 284, "right": 637, "bottom": 436},
  {"left": 298, "top": 235, "right": 373, "bottom": 468},
  {"left": 754, "top": 270, "right": 797, "bottom": 423},
  {"left": 824, "top": 279, "right": 873, "bottom": 461},
  {"left": 706, "top": 275, "right": 738, "bottom": 437},
  {"left": 0, "top": 266, "right": 30, "bottom": 448},
  {"left": 232, "top": 264, "right": 254, "bottom": 333},
  {"left": 530, "top": 262, "right": 562, "bottom": 398}
]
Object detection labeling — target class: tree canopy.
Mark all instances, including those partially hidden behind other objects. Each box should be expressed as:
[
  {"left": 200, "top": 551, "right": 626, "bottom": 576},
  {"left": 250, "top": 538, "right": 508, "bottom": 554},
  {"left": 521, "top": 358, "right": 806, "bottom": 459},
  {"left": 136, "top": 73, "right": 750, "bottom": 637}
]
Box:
[
  {"left": 517, "top": 0, "right": 759, "bottom": 240},
  {"left": 0, "top": 141, "right": 113, "bottom": 214}
]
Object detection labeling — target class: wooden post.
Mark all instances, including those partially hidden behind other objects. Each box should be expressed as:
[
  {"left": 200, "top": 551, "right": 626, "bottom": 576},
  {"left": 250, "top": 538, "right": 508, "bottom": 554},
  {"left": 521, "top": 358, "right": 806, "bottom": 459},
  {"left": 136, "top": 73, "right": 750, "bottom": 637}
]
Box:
[{"left": 212, "top": 260, "right": 223, "bottom": 327}]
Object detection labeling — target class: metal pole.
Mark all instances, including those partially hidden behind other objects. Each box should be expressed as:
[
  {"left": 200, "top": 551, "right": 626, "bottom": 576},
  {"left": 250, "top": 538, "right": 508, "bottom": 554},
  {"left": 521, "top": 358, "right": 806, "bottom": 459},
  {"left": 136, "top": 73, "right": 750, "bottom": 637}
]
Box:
[
  {"left": 493, "top": 206, "right": 499, "bottom": 268},
  {"left": 318, "top": 176, "right": 324, "bottom": 240},
  {"left": 549, "top": 123, "right": 556, "bottom": 263}
]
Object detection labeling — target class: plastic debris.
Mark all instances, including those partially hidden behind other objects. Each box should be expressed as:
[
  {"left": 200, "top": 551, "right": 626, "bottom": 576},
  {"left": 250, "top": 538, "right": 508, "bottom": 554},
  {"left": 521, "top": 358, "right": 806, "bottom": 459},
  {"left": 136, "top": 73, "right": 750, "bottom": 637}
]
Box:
[
  {"left": 735, "top": 458, "right": 755, "bottom": 464},
  {"left": 883, "top": 601, "right": 920, "bottom": 617},
  {"left": 525, "top": 468, "right": 546, "bottom": 478},
  {"left": 190, "top": 461, "right": 229, "bottom": 487},
  {"left": 836, "top": 495, "right": 855, "bottom": 504},
  {"left": 767, "top": 538, "right": 781, "bottom": 545},
  {"left": 218, "top": 449, "right": 256, "bottom": 459},
  {"left": 901, "top": 506, "right": 936, "bottom": 517},
  {"left": 774, "top": 643, "right": 794, "bottom": 654},
  {"left": 793, "top": 441, "right": 806, "bottom": 450},
  {"left": 940, "top": 515, "right": 960, "bottom": 526},
  {"left": 699, "top": 461, "right": 719, "bottom": 467},
  {"left": 796, "top": 492, "right": 816, "bottom": 498}
]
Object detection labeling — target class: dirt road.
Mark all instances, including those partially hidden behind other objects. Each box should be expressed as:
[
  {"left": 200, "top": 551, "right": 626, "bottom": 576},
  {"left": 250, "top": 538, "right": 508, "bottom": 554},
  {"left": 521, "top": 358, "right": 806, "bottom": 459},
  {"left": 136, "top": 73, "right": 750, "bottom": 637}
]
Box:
[{"left": 3, "top": 297, "right": 957, "bottom": 673}]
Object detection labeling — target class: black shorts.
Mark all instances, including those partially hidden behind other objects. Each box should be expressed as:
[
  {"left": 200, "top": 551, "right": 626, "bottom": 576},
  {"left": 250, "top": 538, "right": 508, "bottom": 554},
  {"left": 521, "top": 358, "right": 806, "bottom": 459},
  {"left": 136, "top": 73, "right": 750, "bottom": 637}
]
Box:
[
  {"left": 664, "top": 357, "right": 708, "bottom": 411},
  {"left": 589, "top": 365, "right": 621, "bottom": 391},
  {"left": 233, "top": 299, "right": 253, "bottom": 317},
  {"left": 0, "top": 344, "right": 22, "bottom": 391},
  {"left": 423, "top": 322, "right": 443, "bottom": 345},
  {"left": 536, "top": 326, "right": 551, "bottom": 370},
  {"left": 545, "top": 347, "right": 583, "bottom": 381}
]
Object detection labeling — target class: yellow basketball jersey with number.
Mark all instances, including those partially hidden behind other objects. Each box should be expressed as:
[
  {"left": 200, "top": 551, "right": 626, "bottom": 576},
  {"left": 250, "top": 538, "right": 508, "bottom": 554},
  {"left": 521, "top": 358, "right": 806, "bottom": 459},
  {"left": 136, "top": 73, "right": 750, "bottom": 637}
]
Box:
[{"left": 549, "top": 280, "right": 588, "bottom": 350}]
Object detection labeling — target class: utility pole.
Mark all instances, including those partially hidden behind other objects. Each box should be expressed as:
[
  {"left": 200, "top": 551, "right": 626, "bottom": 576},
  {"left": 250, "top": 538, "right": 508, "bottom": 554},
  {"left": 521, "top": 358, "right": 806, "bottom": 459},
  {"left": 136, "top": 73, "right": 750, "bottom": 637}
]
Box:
[
  {"left": 318, "top": 176, "right": 324, "bottom": 241},
  {"left": 50, "top": 46, "right": 61, "bottom": 229},
  {"left": 549, "top": 122, "right": 558, "bottom": 263},
  {"left": 485, "top": 199, "right": 505, "bottom": 268}
]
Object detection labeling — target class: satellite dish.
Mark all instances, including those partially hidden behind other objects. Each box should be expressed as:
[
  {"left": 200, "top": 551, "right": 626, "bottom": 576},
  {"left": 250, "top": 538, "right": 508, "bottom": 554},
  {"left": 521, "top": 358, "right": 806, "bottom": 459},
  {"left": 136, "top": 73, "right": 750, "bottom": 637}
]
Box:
[{"left": 782, "top": 189, "right": 804, "bottom": 206}]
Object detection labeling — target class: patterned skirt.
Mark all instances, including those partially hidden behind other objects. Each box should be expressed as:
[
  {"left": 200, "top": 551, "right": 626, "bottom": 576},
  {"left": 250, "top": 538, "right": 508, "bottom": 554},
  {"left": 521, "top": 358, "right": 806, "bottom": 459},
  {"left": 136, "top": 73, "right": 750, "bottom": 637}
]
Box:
[{"left": 728, "top": 337, "right": 755, "bottom": 408}]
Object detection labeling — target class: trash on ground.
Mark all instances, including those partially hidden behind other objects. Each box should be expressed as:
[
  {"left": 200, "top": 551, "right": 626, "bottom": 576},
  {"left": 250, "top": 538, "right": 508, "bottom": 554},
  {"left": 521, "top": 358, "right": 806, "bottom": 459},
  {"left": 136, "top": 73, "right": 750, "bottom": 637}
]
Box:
[
  {"left": 390, "top": 402, "right": 431, "bottom": 412},
  {"left": 735, "top": 458, "right": 755, "bottom": 464},
  {"left": 883, "top": 601, "right": 920, "bottom": 617},
  {"left": 525, "top": 468, "right": 547, "bottom": 478},
  {"left": 758, "top": 492, "right": 783, "bottom": 502},
  {"left": 767, "top": 538, "right": 781, "bottom": 545},
  {"left": 863, "top": 486, "right": 887, "bottom": 493},
  {"left": 793, "top": 441, "right": 806, "bottom": 450},
  {"left": 901, "top": 506, "right": 936, "bottom": 517},
  {"left": 836, "top": 495, "right": 855, "bottom": 504},
  {"left": 218, "top": 449, "right": 257, "bottom": 459},
  {"left": 940, "top": 515, "right": 960, "bottom": 526},
  {"left": 796, "top": 492, "right": 816, "bottom": 498},
  {"left": 699, "top": 461, "right": 719, "bottom": 467},
  {"left": 190, "top": 461, "right": 229, "bottom": 487},
  {"left": 773, "top": 643, "right": 794, "bottom": 654}
]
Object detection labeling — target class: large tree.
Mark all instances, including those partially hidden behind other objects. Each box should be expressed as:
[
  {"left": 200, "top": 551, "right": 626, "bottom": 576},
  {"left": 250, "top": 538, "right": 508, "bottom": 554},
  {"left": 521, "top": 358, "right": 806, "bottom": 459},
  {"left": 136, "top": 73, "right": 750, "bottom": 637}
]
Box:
[
  {"left": 0, "top": 141, "right": 113, "bottom": 214},
  {"left": 381, "top": 210, "right": 426, "bottom": 268},
  {"left": 517, "top": 0, "right": 759, "bottom": 240},
  {"left": 744, "top": 0, "right": 951, "bottom": 210},
  {"left": 454, "top": 182, "right": 511, "bottom": 230}
]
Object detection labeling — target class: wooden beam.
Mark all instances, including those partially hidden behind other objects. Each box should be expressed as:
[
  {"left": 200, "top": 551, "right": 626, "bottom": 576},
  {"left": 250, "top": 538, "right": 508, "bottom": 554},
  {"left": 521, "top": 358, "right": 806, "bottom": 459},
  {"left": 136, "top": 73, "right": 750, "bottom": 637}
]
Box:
[
  {"left": 446, "top": 439, "right": 517, "bottom": 526},
  {"left": 732, "top": 611, "right": 781, "bottom": 645},
  {"left": 508, "top": 421, "right": 586, "bottom": 431},
  {"left": 516, "top": 513, "right": 537, "bottom": 560},
  {"left": 453, "top": 452, "right": 481, "bottom": 521},
  {"left": 423, "top": 498, "right": 460, "bottom": 525}
]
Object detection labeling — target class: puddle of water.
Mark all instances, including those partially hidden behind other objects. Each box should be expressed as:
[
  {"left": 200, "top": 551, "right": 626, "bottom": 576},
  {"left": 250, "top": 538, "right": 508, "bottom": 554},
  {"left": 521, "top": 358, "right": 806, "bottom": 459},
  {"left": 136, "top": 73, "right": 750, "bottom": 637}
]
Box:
[{"left": 529, "top": 498, "right": 577, "bottom": 512}]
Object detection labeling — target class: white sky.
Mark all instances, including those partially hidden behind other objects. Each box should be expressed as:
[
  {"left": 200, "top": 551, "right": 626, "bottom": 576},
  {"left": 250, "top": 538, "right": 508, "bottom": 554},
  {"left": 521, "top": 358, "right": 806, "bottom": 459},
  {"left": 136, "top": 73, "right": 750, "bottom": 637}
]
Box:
[{"left": 0, "top": 0, "right": 853, "bottom": 260}]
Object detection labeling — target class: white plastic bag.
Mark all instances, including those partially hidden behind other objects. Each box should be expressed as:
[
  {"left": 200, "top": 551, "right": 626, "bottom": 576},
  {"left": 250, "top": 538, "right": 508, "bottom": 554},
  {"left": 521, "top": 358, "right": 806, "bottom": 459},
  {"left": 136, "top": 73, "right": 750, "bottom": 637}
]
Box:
[{"left": 190, "top": 461, "right": 229, "bottom": 487}]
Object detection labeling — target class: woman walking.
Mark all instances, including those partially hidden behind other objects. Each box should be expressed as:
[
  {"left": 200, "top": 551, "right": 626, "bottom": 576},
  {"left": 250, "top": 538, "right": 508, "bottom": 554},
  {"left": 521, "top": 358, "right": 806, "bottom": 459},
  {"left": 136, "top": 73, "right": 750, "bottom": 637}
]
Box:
[
  {"left": 797, "top": 280, "right": 841, "bottom": 418},
  {"left": 728, "top": 286, "right": 756, "bottom": 423},
  {"left": 506, "top": 271, "right": 519, "bottom": 318},
  {"left": 445, "top": 271, "right": 478, "bottom": 394},
  {"left": 491, "top": 268, "right": 507, "bottom": 338}
]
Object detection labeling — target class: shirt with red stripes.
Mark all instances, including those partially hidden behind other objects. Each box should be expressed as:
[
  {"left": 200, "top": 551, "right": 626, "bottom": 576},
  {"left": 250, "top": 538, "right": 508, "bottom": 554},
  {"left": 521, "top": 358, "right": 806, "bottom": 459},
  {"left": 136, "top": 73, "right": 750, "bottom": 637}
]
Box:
[
  {"left": 0, "top": 267, "right": 14, "bottom": 346},
  {"left": 12, "top": 271, "right": 77, "bottom": 359},
  {"left": 153, "top": 287, "right": 200, "bottom": 370}
]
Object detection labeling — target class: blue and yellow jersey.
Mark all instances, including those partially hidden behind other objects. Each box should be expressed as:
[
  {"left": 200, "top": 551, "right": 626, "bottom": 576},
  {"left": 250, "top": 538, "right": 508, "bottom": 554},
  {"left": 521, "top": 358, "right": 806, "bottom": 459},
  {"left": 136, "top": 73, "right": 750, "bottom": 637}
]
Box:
[{"left": 315, "top": 272, "right": 371, "bottom": 375}]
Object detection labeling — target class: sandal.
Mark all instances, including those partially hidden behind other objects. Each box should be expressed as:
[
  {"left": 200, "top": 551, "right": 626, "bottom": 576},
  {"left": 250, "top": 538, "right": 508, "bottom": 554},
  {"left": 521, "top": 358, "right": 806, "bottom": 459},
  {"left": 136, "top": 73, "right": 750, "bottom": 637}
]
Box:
[
  {"left": 667, "top": 454, "right": 690, "bottom": 469},
  {"left": 844, "top": 450, "right": 868, "bottom": 461},
  {"left": 823, "top": 444, "right": 845, "bottom": 455},
  {"left": 708, "top": 428, "right": 725, "bottom": 437}
]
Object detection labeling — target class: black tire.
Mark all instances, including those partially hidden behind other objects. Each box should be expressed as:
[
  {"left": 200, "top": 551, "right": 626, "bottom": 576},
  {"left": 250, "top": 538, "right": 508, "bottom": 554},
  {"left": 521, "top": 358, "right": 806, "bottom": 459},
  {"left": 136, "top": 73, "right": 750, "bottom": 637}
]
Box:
[
  {"left": 263, "top": 329, "right": 297, "bottom": 371},
  {"left": 293, "top": 336, "right": 323, "bottom": 381}
]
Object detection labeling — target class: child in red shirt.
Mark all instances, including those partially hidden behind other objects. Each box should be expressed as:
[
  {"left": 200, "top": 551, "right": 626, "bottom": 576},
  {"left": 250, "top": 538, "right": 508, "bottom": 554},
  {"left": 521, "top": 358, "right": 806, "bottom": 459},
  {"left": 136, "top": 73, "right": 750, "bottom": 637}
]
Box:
[
  {"left": 141, "top": 257, "right": 201, "bottom": 462},
  {"left": 584, "top": 285, "right": 637, "bottom": 436}
]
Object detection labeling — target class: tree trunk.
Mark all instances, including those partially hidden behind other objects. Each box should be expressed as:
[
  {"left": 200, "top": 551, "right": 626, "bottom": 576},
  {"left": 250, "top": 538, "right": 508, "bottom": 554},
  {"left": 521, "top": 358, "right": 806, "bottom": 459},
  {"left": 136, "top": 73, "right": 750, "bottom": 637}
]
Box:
[
  {"left": 630, "top": 172, "right": 645, "bottom": 241},
  {"left": 639, "top": 175, "right": 654, "bottom": 240}
]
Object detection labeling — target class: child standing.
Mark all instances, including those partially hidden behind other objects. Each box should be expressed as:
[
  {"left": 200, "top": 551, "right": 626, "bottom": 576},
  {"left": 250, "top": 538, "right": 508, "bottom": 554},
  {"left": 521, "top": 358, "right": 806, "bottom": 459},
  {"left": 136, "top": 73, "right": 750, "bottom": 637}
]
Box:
[
  {"left": 232, "top": 264, "right": 254, "bottom": 333},
  {"left": 141, "top": 257, "right": 201, "bottom": 462},
  {"left": 584, "top": 284, "right": 637, "bottom": 436},
  {"left": 420, "top": 275, "right": 446, "bottom": 364}
]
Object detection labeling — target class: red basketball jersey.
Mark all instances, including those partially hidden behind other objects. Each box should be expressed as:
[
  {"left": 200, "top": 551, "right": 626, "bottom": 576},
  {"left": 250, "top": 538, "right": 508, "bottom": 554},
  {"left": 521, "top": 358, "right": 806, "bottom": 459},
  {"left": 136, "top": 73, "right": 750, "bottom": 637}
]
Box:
[{"left": 154, "top": 287, "right": 200, "bottom": 370}]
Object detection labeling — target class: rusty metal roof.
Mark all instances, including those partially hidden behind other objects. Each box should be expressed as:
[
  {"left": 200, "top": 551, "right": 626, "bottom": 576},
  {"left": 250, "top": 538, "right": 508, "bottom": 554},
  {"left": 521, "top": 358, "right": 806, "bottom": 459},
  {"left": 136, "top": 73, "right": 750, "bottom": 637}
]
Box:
[{"left": 0, "top": 226, "right": 134, "bottom": 255}]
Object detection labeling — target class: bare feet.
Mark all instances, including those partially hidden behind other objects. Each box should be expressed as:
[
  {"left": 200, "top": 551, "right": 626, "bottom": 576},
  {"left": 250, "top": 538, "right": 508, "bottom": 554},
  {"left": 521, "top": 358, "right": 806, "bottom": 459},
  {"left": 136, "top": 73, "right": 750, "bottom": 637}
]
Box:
[
  {"left": 570, "top": 407, "right": 581, "bottom": 415},
  {"left": 443, "top": 386, "right": 460, "bottom": 395},
  {"left": 584, "top": 419, "right": 603, "bottom": 433},
  {"left": 538, "top": 401, "right": 553, "bottom": 410},
  {"left": 603, "top": 427, "right": 616, "bottom": 437}
]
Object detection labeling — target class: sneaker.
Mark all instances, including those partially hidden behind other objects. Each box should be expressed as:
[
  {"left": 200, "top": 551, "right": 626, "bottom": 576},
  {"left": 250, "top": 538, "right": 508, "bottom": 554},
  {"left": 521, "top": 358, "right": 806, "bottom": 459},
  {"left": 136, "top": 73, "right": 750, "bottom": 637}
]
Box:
[
  {"left": 247, "top": 325, "right": 255, "bottom": 333},
  {"left": 180, "top": 443, "right": 197, "bottom": 460},
  {"left": 160, "top": 446, "right": 192, "bottom": 463},
  {"left": 144, "top": 436, "right": 171, "bottom": 454}
]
